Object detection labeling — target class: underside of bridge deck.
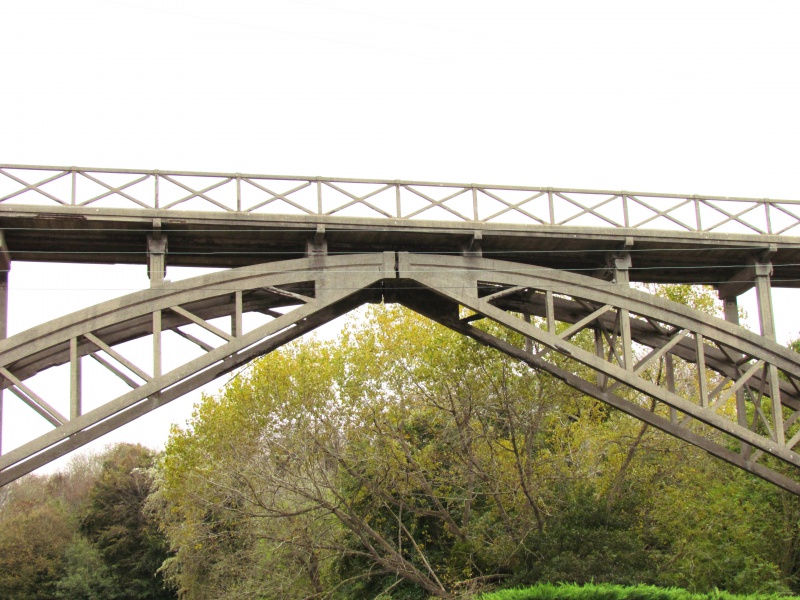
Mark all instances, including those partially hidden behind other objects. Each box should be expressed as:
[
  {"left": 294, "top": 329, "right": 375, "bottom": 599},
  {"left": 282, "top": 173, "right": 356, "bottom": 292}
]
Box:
[{"left": 2, "top": 205, "right": 800, "bottom": 287}]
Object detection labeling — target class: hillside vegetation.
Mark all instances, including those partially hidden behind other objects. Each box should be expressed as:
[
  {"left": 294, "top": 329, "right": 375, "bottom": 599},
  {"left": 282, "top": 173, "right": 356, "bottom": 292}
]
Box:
[
  {"left": 480, "top": 583, "right": 800, "bottom": 600},
  {"left": 3, "top": 296, "right": 800, "bottom": 599}
]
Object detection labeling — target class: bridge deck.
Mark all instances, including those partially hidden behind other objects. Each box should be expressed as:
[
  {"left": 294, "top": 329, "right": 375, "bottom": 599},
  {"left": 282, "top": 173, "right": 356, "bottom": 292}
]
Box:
[
  {"left": 2, "top": 164, "right": 800, "bottom": 288},
  {"left": 1, "top": 204, "right": 799, "bottom": 287}
]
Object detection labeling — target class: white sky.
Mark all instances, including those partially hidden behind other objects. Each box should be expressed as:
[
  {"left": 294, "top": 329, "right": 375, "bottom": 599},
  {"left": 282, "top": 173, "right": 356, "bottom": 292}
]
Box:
[{"left": 2, "top": 0, "right": 800, "bottom": 470}]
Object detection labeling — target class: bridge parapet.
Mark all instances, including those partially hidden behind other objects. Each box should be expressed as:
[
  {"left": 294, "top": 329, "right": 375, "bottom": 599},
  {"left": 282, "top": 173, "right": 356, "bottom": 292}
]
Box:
[{"left": 3, "top": 164, "right": 800, "bottom": 235}]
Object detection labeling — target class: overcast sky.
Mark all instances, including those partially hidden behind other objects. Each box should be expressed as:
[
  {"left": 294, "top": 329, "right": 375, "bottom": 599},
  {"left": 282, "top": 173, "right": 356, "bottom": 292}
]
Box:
[{"left": 3, "top": 1, "right": 800, "bottom": 468}]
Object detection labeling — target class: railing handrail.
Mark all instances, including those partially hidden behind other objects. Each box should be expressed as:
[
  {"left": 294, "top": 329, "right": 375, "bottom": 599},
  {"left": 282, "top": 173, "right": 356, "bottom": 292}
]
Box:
[{"left": 1, "top": 164, "right": 798, "bottom": 235}]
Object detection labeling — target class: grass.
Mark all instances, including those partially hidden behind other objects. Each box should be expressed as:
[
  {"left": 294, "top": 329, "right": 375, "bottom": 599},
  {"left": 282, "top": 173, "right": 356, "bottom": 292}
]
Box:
[{"left": 478, "top": 583, "right": 800, "bottom": 600}]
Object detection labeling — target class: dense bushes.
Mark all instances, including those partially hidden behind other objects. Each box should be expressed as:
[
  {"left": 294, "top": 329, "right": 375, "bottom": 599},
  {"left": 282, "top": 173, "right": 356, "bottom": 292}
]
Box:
[
  {"left": 479, "top": 583, "right": 800, "bottom": 600},
  {"left": 0, "top": 444, "right": 175, "bottom": 600}
]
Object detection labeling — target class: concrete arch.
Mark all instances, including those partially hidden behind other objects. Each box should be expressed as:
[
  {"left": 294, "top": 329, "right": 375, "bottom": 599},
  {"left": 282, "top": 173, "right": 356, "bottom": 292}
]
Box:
[
  {"left": 0, "top": 253, "right": 394, "bottom": 484},
  {"left": 2, "top": 251, "right": 800, "bottom": 494}
]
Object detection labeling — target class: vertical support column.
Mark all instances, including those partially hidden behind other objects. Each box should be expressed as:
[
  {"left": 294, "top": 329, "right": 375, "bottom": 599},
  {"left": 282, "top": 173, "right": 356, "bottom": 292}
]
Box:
[
  {"left": 695, "top": 333, "right": 709, "bottom": 407},
  {"left": 147, "top": 221, "right": 166, "bottom": 396},
  {"left": 523, "top": 313, "right": 532, "bottom": 354},
  {"left": 722, "top": 294, "right": 750, "bottom": 458},
  {"left": 754, "top": 260, "right": 785, "bottom": 445},
  {"left": 545, "top": 290, "right": 555, "bottom": 334},
  {"left": 594, "top": 328, "right": 607, "bottom": 389},
  {"left": 665, "top": 353, "right": 677, "bottom": 422},
  {"left": 153, "top": 310, "right": 162, "bottom": 380},
  {"left": 755, "top": 261, "right": 776, "bottom": 340},
  {"left": 147, "top": 221, "right": 167, "bottom": 287},
  {"left": 614, "top": 252, "right": 633, "bottom": 370},
  {"left": 0, "top": 232, "right": 10, "bottom": 454},
  {"left": 70, "top": 338, "right": 81, "bottom": 420},
  {"left": 232, "top": 291, "right": 243, "bottom": 338}
]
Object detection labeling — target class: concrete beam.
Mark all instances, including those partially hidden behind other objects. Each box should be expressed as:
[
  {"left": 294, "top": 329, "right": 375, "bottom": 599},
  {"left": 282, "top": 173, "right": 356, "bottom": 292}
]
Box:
[{"left": 716, "top": 245, "right": 778, "bottom": 299}]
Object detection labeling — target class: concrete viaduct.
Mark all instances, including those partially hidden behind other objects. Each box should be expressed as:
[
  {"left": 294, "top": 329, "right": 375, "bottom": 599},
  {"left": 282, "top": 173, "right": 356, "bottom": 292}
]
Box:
[{"left": 2, "top": 164, "right": 800, "bottom": 493}]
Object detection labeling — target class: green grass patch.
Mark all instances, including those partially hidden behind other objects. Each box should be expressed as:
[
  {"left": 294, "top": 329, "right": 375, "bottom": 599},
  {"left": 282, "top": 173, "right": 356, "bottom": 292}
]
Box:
[{"left": 478, "top": 583, "right": 800, "bottom": 600}]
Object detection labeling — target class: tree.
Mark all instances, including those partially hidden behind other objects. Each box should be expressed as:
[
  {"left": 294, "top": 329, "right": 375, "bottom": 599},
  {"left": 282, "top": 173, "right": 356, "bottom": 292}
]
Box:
[
  {"left": 153, "top": 299, "right": 799, "bottom": 598},
  {"left": 55, "top": 536, "right": 121, "bottom": 600},
  {"left": 0, "top": 445, "right": 176, "bottom": 599},
  {"left": 81, "top": 443, "right": 175, "bottom": 600},
  {"left": 0, "top": 479, "right": 73, "bottom": 600}
]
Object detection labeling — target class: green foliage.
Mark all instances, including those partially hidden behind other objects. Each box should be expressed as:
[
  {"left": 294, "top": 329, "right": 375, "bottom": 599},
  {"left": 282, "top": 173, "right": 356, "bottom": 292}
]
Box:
[
  {"left": 0, "top": 488, "right": 72, "bottom": 600},
  {"left": 520, "top": 485, "right": 657, "bottom": 586},
  {"left": 478, "top": 582, "right": 799, "bottom": 600},
  {"left": 10, "top": 285, "right": 799, "bottom": 598},
  {"left": 650, "top": 284, "right": 722, "bottom": 318},
  {"left": 81, "top": 443, "right": 174, "bottom": 599},
  {"left": 55, "top": 536, "right": 121, "bottom": 600},
  {"left": 0, "top": 444, "right": 175, "bottom": 600},
  {"left": 152, "top": 299, "right": 800, "bottom": 599}
]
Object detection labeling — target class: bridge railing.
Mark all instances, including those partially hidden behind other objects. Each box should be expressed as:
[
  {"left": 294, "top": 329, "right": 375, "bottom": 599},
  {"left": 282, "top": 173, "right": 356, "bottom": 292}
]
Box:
[{"left": 2, "top": 164, "right": 799, "bottom": 235}]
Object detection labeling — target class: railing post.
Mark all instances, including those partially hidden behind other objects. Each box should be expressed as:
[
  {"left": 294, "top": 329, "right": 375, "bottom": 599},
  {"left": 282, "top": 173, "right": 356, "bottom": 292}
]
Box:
[
  {"left": 395, "top": 183, "right": 402, "bottom": 218},
  {"left": 622, "top": 192, "right": 629, "bottom": 228},
  {"left": 693, "top": 195, "right": 702, "bottom": 231},
  {"left": 765, "top": 199, "right": 773, "bottom": 235},
  {"left": 236, "top": 175, "right": 242, "bottom": 212}
]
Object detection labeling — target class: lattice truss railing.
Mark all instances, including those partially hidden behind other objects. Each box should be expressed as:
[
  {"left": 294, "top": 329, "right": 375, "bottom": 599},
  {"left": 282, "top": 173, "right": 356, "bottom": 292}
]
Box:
[
  {"left": 396, "top": 254, "right": 800, "bottom": 495},
  {"left": 0, "top": 253, "right": 395, "bottom": 485},
  {"left": 2, "top": 165, "right": 800, "bottom": 234}
]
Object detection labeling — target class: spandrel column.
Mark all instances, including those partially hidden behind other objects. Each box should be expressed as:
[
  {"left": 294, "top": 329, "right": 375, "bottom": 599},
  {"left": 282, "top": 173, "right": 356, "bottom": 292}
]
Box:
[
  {"left": 613, "top": 252, "right": 633, "bottom": 371},
  {"left": 754, "top": 259, "right": 785, "bottom": 445},
  {"left": 721, "top": 293, "right": 749, "bottom": 458},
  {"left": 147, "top": 229, "right": 167, "bottom": 384}
]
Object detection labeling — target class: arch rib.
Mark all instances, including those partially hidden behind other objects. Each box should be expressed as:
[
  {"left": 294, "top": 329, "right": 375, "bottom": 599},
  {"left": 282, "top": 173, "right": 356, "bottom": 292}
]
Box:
[
  {"left": 4, "top": 250, "right": 800, "bottom": 495},
  {"left": 396, "top": 252, "right": 800, "bottom": 495},
  {"left": 0, "top": 253, "right": 395, "bottom": 485}
]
